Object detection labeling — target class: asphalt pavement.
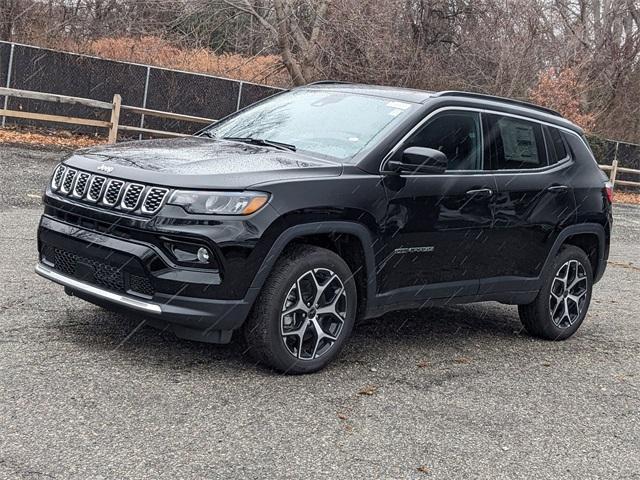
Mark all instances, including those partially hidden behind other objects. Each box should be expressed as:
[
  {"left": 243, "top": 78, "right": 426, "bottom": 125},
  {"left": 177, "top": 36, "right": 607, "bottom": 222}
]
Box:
[{"left": 1, "top": 143, "right": 639, "bottom": 479}]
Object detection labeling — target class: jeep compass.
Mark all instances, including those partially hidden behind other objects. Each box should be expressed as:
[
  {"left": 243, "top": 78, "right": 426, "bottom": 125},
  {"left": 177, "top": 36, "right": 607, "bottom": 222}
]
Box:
[{"left": 36, "top": 82, "right": 613, "bottom": 373}]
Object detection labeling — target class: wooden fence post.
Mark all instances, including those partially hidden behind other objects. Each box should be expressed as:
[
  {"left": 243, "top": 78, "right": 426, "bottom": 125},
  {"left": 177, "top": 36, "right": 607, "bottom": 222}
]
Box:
[
  {"left": 108, "top": 94, "right": 121, "bottom": 144},
  {"left": 610, "top": 159, "right": 619, "bottom": 187},
  {"left": 609, "top": 141, "right": 620, "bottom": 187}
]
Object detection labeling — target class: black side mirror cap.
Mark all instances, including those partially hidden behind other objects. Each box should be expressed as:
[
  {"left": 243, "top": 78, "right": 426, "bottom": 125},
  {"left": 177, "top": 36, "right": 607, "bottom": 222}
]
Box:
[{"left": 387, "top": 147, "right": 448, "bottom": 174}]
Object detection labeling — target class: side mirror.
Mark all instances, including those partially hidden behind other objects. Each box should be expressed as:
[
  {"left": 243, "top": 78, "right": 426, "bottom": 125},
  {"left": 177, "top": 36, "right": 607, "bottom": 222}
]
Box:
[{"left": 387, "top": 147, "right": 448, "bottom": 174}]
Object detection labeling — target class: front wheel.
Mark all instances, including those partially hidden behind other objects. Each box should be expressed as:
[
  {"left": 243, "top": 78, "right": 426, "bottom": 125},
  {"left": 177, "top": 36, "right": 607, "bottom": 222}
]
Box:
[
  {"left": 519, "top": 245, "right": 593, "bottom": 340},
  {"left": 243, "top": 245, "right": 357, "bottom": 374}
]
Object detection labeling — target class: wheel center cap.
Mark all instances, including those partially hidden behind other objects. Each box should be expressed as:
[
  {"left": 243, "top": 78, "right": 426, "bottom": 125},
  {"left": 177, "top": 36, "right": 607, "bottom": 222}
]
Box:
[{"left": 308, "top": 307, "right": 317, "bottom": 318}]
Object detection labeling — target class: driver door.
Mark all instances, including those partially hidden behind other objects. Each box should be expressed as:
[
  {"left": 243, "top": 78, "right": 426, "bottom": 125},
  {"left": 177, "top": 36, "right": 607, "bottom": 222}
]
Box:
[{"left": 379, "top": 110, "right": 498, "bottom": 299}]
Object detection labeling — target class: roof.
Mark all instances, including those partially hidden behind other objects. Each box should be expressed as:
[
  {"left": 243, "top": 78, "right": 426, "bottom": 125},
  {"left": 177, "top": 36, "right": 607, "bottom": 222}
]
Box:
[
  {"left": 302, "top": 81, "right": 566, "bottom": 122},
  {"left": 303, "top": 81, "right": 434, "bottom": 104}
]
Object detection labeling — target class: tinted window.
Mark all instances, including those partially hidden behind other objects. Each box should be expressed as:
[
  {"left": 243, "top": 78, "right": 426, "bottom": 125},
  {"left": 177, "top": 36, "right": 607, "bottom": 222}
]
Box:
[
  {"left": 544, "top": 126, "right": 568, "bottom": 164},
  {"left": 203, "top": 89, "right": 418, "bottom": 161},
  {"left": 487, "top": 115, "right": 547, "bottom": 170},
  {"left": 405, "top": 111, "right": 482, "bottom": 170}
]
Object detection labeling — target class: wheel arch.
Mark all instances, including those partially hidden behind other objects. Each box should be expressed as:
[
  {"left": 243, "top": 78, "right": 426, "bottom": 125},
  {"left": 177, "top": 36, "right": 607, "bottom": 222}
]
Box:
[
  {"left": 545, "top": 223, "right": 607, "bottom": 283},
  {"left": 245, "top": 221, "right": 378, "bottom": 316}
]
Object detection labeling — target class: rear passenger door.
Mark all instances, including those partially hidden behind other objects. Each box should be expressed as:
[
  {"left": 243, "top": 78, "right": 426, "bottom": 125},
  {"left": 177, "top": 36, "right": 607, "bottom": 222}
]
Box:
[{"left": 484, "top": 113, "right": 576, "bottom": 292}]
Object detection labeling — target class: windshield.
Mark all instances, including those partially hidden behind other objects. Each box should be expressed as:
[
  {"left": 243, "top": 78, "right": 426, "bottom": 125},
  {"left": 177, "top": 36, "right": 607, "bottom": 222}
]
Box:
[{"left": 202, "top": 89, "right": 418, "bottom": 161}]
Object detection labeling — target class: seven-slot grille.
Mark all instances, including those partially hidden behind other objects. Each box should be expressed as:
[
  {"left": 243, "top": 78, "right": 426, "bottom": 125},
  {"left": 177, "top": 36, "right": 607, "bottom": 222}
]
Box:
[
  {"left": 72, "top": 172, "right": 91, "bottom": 198},
  {"left": 103, "top": 179, "right": 125, "bottom": 206},
  {"left": 60, "top": 169, "right": 77, "bottom": 194},
  {"left": 50, "top": 166, "right": 169, "bottom": 215},
  {"left": 87, "top": 176, "right": 106, "bottom": 202},
  {"left": 51, "top": 165, "right": 66, "bottom": 190},
  {"left": 142, "top": 188, "right": 170, "bottom": 214},
  {"left": 121, "top": 184, "right": 145, "bottom": 210}
]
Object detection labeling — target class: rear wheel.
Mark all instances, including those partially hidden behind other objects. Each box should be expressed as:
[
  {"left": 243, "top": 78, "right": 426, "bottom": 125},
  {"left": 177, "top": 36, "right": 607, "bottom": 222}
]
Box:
[
  {"left": 243, "top": 245, "right": 357, "bottom": 374},
  {"left": 519, "top": 245, "right": 593, "bottom": 340}
]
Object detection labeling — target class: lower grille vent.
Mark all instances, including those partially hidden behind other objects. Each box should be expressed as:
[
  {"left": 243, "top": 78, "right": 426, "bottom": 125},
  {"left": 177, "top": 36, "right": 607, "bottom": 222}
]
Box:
[
  {"left": 53, "top": 248, "right": 125, "bottom": 292},
  {"left": 129, "top": 274, "right": 154, "bottom": 297},
  {"left": 45, "top": 245, "right": 155, "bottom": 297}
]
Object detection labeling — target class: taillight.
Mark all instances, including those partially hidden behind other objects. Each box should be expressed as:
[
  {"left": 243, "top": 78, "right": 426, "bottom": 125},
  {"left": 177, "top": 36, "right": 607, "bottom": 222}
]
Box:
[{"left": 604, "top": 182, "right": 613, "bottom": 203}]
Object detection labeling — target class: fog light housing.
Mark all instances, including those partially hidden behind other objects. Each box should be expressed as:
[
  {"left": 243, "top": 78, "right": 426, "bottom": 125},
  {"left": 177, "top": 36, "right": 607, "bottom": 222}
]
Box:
[
  {"left": 162, "top": 237, "right": 217, "bottom": 269},
  {"left": 197, "top": 247, "right": 211, "bottom": 263}
]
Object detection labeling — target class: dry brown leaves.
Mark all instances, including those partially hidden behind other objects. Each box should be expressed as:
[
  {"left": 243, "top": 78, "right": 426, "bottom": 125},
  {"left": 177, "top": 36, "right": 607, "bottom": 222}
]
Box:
[
  {"left": 358, "top": 385, "right": 378, "bottom": 396},
  {"left": 0, "top": 127, "right": 105, "bottom": 149},
  {"left": 453, "top": 357, "right": 471, "bottom": 365},
  {"left": 613, "top": 191, "right": 640, "bottom": 205},
  {"left": 81, "top": 36, "right": 288, "bottom": 88}
]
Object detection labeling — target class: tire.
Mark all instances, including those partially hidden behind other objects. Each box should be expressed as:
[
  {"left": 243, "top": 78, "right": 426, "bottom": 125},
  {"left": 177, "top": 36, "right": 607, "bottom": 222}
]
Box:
[
  {"left": 242, "top": 244, "right": 357, "bottom": 374},
  {"left": 519, "top": 245, "right": 593, "bottom": 340}
]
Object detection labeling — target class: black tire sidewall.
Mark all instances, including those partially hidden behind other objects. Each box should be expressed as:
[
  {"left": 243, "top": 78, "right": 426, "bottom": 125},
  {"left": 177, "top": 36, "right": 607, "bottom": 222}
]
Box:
[
  {"left": 533, "top": 245, "right": 594, "bottom": 340},
  {"left": 249, "top": 246, "right": 357, "bottom": 373}
]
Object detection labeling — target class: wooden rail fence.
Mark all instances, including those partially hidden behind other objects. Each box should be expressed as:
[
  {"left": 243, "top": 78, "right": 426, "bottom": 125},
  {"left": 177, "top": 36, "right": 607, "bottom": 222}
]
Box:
[
  {"left": 0, "top": 87, "right": 216, "bottom": 143},
  {"left": 599, "top": 160, "right": 640, "bottom": 189},
  {"left": 2, "top": 86, "right": 640, "bottom": 190}
]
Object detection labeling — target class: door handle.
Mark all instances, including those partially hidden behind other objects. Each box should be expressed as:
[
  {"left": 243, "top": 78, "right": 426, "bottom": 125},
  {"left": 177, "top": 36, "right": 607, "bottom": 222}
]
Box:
[
  {"left": 465, "top": 188, "right": 493, "bottom": 197},
  {"left": 546, "top": 185, "right": 569, "bottom": 193}
]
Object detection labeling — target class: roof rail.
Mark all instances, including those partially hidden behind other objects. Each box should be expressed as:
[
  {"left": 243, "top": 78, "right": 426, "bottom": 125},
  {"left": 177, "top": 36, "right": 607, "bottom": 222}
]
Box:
[
  {"left": 434, "top": 90, "right": 562, "bottom": 117},
  {"left": 306, "top": 80, "right": 354, "bottom": 86}
]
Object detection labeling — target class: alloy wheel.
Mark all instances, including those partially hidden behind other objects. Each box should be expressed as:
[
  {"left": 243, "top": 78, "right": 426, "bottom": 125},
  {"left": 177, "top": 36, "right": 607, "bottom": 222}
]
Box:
[
  {"left": 280, "top": 268, "right": 348, "bottom": 360},
  {"left": 549, "top": 259, "right": 589, "bottom": 328}
]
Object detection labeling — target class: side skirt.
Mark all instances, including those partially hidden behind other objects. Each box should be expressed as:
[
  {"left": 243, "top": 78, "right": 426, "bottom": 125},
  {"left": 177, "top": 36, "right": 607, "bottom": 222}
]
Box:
[{"left": 365, "top": 279, "right": 539, "bottom": 319}]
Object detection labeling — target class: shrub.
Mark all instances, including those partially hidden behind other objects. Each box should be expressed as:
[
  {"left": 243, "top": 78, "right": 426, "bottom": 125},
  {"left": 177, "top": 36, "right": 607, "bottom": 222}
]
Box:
[
  {"left": 529, "top": 68, "right": 595, "bottom": 132},
  {"left": 78, "top": 36, "right": 288, "bottom": 87}
]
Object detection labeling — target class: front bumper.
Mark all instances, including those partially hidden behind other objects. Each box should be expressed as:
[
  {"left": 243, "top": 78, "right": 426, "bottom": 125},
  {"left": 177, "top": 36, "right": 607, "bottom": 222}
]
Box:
[{"left": 37, "top": 215, "right": 256, "bottom": 343}]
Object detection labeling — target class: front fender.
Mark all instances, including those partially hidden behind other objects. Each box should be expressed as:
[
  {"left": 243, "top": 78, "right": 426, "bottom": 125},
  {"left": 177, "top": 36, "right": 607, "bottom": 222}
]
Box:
[{"left": 244, "top": 221, "right": 378, "bottom": 313}]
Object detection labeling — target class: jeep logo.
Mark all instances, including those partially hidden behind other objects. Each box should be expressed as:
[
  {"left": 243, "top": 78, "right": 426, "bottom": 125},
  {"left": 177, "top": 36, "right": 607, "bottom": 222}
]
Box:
[{"left": 97, "top": 164, "right": 114, "bottom": 173}]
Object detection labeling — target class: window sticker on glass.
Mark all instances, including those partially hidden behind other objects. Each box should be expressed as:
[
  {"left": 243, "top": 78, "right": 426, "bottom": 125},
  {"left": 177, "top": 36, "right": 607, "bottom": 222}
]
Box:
[
  {"left": 498, "top": 119, "right": 539, "bottom": 164},
  {"left": 386, "top": 101, "right": 411, "bottom": 110},
  {"left": 389, "top": 109, "right": 403, "bottom": 117}
]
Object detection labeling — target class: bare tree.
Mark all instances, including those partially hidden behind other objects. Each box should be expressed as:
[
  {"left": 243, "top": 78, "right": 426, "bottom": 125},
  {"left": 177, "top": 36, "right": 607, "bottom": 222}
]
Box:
[
  {"left": 221, "top": 0, "right": 329, "bottom": 85},
  {"left": 1, "top": 0, "right": 639, "bottom": 141}
]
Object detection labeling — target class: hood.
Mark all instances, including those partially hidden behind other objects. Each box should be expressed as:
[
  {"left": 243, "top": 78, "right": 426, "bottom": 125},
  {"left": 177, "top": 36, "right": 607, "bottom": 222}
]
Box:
[{"left": 62, "top": 137, "right": 343, "bottom": 190}]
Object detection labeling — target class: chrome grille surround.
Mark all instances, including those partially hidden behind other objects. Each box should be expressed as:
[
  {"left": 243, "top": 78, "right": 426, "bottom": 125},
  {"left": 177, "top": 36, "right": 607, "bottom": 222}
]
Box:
[
  {"left": 102, "top": 179, "right": 125, "bottom": 206},
  {"left": 120, "top": 183, "right": 145, "bottom": 211},
  {"left": 72, "top": 172, "right": 91, "bottom": 198},
  {"left": 51, "top": 165, "right": 66, "bottom": 191},
  {"left": 60, "top": 169, "right": 77, "bottom": 195},
  {"left": 86, "top": 176, "right": 106, "bottom": 203},
  {"left": 142, "top": 188, "right": 169, "bottom": 215},
  {"left": 50, "top": 167, "right": 170, "bottom": 216}
]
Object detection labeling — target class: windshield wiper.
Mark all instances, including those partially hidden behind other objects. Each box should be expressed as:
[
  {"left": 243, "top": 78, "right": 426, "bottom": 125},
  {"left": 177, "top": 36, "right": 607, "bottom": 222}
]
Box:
[
  {"left": 199, "top": 130, "right": 215, "bottom": 138},
  {"left": 222, "top": 137, "right": 297, "bottom": 152}
]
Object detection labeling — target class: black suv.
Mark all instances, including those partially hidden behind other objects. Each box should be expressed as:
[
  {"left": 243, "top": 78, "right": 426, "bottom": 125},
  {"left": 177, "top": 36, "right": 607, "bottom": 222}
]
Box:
[{"left": 36, "top": 83, "right": 613, "bottom": 373}]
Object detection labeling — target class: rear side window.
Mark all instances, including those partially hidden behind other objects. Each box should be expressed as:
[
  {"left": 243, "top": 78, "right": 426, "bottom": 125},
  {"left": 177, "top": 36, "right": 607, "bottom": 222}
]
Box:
[
  {"left": 486, "top": 115, "right": 547, "bottom": 170},
  {"left": 544, "top": 126, "right": 569, "bottom": 164}
]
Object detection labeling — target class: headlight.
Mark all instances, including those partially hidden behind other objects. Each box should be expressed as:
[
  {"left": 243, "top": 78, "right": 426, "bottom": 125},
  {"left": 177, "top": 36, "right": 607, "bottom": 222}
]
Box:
[{"left": 167, "top": 190, "right": 269, "bottom": 215}]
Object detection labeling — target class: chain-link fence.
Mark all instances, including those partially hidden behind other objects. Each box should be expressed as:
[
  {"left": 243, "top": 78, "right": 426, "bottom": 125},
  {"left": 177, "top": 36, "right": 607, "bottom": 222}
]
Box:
[
  {"left": 3, "top": 39, "right": 640, "bottom": 173},
  {"left": 587, "top": 135, "right": 640, "bottom": 188},
  {"left": 0, "top": 41, "right": 283, "bottom": 136}
]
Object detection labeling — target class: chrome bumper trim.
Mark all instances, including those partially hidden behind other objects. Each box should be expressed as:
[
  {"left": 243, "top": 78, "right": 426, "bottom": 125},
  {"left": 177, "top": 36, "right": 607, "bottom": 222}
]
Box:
[{"left": 35, "top": 263, "right": 162, "bottom": 314}]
